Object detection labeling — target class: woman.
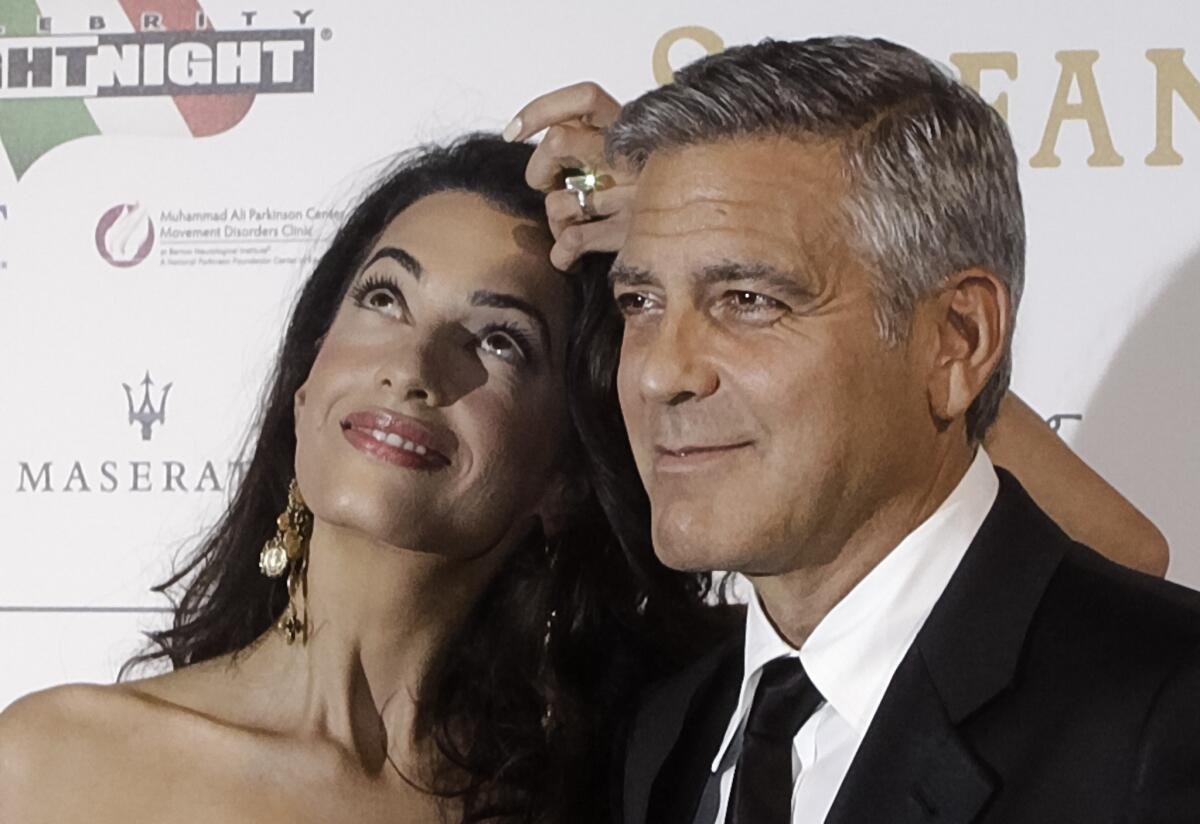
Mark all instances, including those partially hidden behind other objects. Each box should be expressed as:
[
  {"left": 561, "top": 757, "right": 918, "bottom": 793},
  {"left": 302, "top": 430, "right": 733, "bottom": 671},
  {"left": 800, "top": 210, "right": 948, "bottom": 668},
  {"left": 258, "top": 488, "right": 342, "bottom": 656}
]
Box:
[{"left": 0, "top": 135, "right": 731, "bottom": 823}]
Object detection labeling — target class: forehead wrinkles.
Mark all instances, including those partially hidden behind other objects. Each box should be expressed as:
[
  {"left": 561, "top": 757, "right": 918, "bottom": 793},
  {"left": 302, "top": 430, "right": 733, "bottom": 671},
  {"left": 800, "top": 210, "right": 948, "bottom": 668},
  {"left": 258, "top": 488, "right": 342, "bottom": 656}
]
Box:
[
  {"left": 630, "top": 196, "right": 793, "bottom": 242},
  {"left": 638, "top": 136, "right": 843, "bottom": 196},
  {"left": 627, "top": 143, "right": 855, "bottom": 283}
]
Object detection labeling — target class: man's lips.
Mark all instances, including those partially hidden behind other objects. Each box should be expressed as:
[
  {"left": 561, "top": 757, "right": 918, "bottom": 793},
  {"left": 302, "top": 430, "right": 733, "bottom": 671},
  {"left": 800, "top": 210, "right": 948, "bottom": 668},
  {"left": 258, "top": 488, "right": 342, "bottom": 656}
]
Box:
[
  {"left": 653, "top": 441, "right": 754, "bottom": 465},
  {"left": 340, "top": 409, "right": 454, "bottom": 469}
]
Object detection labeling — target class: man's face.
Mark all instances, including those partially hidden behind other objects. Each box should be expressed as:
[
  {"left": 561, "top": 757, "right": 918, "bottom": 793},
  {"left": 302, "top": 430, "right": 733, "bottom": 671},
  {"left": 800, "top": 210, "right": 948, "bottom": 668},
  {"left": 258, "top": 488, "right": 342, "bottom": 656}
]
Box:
[{"left": 613, "top": 138, "right": 936, "bottom": 575}]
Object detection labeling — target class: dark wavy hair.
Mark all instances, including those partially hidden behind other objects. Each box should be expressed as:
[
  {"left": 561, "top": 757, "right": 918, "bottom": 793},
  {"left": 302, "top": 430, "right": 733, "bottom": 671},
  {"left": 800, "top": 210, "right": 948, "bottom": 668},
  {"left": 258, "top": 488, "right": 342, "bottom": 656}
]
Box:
[{"left": 124, "top": 133, "right": 734, "bottom": 823}]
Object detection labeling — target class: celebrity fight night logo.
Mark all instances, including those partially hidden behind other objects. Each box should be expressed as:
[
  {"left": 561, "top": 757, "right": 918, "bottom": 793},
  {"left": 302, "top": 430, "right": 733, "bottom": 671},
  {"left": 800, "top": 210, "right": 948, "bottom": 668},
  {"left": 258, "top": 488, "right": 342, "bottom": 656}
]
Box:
[{"left": 0, "top": 2, "right": 319, "bottom": 179}]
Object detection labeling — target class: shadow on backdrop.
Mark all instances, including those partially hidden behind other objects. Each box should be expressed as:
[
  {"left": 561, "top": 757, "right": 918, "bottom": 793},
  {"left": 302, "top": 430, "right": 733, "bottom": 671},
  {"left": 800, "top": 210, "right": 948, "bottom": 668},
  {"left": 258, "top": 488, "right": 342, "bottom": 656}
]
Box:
[{"left": 1074, "top": 247, "right": 1200, "bottom": 587}]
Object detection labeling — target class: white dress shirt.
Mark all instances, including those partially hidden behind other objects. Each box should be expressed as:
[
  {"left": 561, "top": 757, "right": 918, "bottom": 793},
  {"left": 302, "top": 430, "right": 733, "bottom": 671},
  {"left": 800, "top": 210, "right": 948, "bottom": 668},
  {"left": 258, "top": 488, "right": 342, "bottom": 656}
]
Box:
[{"left": 701, "top": 449, "right": 1000, "bottom": 824}]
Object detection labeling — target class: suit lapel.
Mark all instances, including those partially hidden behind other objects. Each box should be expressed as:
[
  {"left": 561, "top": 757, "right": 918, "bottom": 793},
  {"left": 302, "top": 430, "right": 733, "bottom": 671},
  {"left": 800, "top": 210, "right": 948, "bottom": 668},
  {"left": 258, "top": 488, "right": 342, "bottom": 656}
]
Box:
[
  {"left": 623, "top": 638, "right": 741, "bottom": 824},
  {"left": 826, "top": 470, "right": 1069, "bottom": 824},
  {"left": 649, "top": 648, "right": 744, "bottom": 824},
  {"left": 823, "top": 651, "right": 996, "bottom": 824}
]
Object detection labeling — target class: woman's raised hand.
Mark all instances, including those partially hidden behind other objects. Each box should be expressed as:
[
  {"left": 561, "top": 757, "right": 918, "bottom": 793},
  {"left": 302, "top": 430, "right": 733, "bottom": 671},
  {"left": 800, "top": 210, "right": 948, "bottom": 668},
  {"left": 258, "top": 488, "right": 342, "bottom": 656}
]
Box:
[{"left": 505, "top": 82, "right": 638, "bottom": 270}]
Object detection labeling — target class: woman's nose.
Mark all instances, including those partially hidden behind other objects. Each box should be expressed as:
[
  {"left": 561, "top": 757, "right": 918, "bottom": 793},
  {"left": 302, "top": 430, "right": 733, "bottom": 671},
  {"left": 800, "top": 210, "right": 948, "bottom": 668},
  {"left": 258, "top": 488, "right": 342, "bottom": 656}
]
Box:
[
  {"left": 375, "top": 326, "right": 487, "bottom": 407},
  {"left": 379, "top": 373, "right": 434, "bottom": 404},
  {"left": 376, "top": 336, "right": 445, "bottom": 407}
]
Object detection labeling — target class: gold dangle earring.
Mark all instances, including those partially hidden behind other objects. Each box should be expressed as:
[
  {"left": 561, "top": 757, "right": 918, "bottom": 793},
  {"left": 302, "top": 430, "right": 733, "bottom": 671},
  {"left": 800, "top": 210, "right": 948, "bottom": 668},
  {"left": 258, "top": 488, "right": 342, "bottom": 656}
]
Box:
[{"left": 258, "top": 478, "right": 313, "bottom": 644}]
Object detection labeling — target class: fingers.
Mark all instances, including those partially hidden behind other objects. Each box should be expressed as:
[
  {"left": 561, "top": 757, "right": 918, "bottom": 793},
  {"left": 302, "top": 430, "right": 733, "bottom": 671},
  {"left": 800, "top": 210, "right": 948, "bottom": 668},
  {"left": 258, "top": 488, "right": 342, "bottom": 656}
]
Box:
[
  {"left": 505, "top": 81, "right": 636, "bottom": 271},
  {"left": 505, "top": 81, "right": 622, "bottom": 143},
  {"left": 526, "top": 123, "right": 608, "bottom": 192},
  {"left": 545, "top": 186, "right": 633, "bottom": 240},
  {"left": 549, "top": 207, "right": 632, "bottom": 271}
]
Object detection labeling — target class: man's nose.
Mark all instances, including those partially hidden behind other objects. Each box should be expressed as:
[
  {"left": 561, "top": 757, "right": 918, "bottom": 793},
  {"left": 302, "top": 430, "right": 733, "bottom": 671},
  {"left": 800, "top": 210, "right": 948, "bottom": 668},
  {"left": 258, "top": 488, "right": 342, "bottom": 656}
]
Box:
[{"left": 637, "top": 310, "right": 719, "bottom": 406}]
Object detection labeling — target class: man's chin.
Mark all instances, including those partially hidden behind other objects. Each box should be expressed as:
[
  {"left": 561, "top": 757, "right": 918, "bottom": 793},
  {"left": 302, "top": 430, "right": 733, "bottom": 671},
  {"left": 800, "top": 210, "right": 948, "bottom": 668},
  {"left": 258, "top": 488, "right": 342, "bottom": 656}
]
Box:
[
  {"left": 649, "top": 494, "right": 768, "bottom": 569},
  {"left": 651, "top": 530, "right": 750, "bottom": 574}
]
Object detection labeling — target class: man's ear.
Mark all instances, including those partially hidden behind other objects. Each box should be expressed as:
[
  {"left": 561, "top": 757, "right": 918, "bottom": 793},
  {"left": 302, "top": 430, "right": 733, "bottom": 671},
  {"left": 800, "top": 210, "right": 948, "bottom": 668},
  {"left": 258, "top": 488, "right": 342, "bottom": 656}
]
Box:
[
  {"left": 924, "top": 267, "right": 1010, "bottom": 428},
  {"left": 537, "top": 471, "right": 590, "bottom": 537}
]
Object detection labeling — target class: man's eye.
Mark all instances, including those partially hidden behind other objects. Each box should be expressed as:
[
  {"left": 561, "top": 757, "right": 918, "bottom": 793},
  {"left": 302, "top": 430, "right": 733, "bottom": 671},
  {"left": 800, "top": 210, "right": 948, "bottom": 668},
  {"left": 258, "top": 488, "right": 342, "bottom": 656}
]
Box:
[
  {"left": 722, "top": 290, "right": 788, "bottom": 316},
  {"left": 731, "top": 291, "right": 775, "bottom": 308},
  {"left": 615, "top": 292, "right": 652, "bottom": 315}
]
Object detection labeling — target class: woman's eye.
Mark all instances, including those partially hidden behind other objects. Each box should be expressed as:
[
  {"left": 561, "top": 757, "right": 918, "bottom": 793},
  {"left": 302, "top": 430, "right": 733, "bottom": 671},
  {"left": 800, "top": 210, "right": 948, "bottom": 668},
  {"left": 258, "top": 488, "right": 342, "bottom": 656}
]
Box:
[
  {"left": 364, "top": 289, "right": 396, "bottom": 309},
  {"left": 350, "top": 276, "right": 406, "bottom": 318},
  {"left": 479, "top": 330, "right": 527, "bottom": 363}
]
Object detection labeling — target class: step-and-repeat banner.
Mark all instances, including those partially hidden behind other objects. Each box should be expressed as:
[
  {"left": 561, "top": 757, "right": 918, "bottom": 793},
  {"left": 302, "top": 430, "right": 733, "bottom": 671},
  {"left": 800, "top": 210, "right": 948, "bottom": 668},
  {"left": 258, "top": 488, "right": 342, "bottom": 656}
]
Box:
[{"left": 2, "top": 0, "right": 1197, "bottom": 709}]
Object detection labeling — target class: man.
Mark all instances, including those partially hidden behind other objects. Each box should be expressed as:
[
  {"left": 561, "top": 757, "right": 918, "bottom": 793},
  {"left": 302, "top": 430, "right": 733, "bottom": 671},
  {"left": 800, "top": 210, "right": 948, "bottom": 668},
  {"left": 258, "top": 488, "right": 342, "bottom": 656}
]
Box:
[{"left": 509, "top": 37, "right": 1199, "bottom": 823}]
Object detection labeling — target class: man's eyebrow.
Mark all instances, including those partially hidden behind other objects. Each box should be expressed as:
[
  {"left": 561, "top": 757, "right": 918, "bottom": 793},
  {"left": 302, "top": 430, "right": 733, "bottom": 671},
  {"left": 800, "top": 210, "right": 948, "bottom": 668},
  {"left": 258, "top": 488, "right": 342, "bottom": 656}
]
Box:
[
  {"left": 609, "top": 261, "right": 815, "bottom": 300},
  {"left": 697, "top": 262, "right": 816, "bottom": 298},
  {"left": 470, "top": 290, "right": 552, "bottom": 352},
  {"left": 362, "top": 246, "right": 423, "bottom": 280},
  {"left": 608, "top": 263, "right": 659, "bottom": 289}
]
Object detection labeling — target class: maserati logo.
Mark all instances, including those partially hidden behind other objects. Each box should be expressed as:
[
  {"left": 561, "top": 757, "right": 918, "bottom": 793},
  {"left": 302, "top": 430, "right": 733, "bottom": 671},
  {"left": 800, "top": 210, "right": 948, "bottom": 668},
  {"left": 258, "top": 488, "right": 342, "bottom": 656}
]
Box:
[
  {"left": 13, "top": 370, "right": 250, "bottom": 493},
  {"left": 123, "top": 371, "right": 172, "bottom": 441},
  {"left": 95, "top": 203, "right": 155, "bottom": 267}
]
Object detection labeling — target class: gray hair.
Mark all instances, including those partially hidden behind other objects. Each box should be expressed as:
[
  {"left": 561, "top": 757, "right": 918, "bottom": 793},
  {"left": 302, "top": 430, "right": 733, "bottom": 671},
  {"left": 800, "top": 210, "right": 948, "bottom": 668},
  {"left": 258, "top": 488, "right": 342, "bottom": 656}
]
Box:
[{"left": 606, "top": 36, "right": 1025, "bottom": 442}]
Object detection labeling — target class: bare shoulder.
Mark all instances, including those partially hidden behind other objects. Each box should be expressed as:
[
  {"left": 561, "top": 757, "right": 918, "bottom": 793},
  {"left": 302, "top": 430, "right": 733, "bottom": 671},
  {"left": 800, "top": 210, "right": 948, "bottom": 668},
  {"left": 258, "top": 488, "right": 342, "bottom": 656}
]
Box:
[
  {"left": 0, "top": 648, "right": 309, "bottom": 823},
  {"left": 0, "top": 683, "right": 150, "bottom": 820},
  {"left": 0, "top": 681, "right": 130, "bottom": 760},
  {"left": 0, "top": 672, "right": 255, "bottom": 822}
]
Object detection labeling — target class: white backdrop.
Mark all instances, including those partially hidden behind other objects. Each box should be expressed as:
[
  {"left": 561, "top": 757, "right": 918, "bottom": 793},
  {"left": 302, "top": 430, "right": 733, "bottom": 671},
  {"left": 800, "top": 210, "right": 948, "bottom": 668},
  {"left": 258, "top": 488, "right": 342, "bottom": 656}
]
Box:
[{"left": 2, "top": 0, "right": 1197, "bottom": 710}]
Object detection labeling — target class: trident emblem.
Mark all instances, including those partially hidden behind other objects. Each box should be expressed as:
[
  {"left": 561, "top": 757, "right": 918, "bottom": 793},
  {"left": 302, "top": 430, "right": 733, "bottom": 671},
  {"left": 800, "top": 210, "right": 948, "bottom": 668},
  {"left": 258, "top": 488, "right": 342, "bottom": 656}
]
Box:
[{"left": 123, "top": 371, "right": 173, "bottom": 441}]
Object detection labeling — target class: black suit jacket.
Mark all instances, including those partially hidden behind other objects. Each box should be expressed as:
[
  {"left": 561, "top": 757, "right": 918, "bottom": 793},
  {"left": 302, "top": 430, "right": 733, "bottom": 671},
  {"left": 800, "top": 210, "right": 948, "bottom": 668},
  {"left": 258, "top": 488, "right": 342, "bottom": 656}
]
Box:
[{"left": 619, "top": 470, "right": 1200, "bottom": 823}]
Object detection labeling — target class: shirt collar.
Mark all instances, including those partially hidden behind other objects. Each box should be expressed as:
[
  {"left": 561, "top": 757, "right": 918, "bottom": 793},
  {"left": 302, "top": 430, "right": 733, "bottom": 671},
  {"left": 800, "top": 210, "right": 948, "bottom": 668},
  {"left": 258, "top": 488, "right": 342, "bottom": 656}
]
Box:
[{"left": 710, "top": 449, "right": 999, "bottom": 772}]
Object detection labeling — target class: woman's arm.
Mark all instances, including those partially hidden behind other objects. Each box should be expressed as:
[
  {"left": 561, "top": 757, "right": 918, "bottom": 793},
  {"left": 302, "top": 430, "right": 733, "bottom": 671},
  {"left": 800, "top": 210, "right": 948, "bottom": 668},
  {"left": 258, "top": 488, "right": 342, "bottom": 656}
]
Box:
[{"left": 985, "top": 392, "right": 1169, "bottom": 576}]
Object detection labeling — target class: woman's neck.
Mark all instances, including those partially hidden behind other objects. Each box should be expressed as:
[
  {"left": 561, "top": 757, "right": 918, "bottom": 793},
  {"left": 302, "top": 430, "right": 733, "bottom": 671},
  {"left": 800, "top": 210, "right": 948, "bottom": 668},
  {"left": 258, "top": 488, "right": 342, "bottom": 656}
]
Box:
[{"left": 252, "top": 519, "right": 511, "bottom": 776}]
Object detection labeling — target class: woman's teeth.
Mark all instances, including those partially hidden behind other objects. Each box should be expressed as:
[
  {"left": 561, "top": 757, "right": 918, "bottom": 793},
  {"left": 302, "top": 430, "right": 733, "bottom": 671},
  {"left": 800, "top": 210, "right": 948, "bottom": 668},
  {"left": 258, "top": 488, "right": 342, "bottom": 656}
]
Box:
[{"left": 370, "top": 429, "right": 429, "bottom": 456}]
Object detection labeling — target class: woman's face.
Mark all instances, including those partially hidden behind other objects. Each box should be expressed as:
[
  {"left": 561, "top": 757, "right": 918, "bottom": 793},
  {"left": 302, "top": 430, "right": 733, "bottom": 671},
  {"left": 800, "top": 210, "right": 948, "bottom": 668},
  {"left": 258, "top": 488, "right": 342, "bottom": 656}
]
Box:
[{"left": 294, "top": 191, "right": 573, "bottom": 560}]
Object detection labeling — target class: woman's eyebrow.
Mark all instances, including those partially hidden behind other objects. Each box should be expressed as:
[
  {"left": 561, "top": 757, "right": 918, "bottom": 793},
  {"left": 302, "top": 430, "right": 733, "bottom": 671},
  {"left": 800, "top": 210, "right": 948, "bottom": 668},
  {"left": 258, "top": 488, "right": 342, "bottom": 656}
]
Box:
[
  {"left": 363, "top": 246, "right": 423, "bottom": 280},
  {"left": 470, "top": 290, "right": 552, "bottom": 352}
]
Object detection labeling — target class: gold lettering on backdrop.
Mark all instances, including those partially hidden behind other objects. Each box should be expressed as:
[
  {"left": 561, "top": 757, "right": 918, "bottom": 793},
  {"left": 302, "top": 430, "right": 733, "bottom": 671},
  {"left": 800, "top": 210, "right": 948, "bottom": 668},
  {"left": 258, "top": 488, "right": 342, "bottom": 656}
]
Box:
[
  {"left": 1031, "top": 50, "right": 1124, "bottom": 167},
  {"left": 950, "top": 52, "right": 1018, "bottom": 121},
  {"left": 649, "top": 35, "right": 1196, "bottom": 168},
  {"left": 1145, "top": 49, "right": 1200, "bottom": 166},
  {"left": 653, "top": 26, "right": 725, "bottom": 86}
]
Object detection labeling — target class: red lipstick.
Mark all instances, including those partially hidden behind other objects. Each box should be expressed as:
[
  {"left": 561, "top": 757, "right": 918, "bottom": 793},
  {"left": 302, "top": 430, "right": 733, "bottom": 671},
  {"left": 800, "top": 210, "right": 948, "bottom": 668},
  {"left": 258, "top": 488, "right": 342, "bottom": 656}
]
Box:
[{"left": 340, "top": 409, "right": 454, "bottom": 471}]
